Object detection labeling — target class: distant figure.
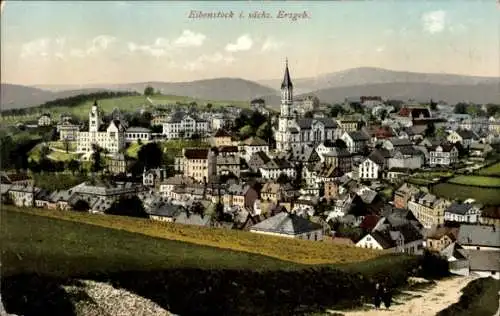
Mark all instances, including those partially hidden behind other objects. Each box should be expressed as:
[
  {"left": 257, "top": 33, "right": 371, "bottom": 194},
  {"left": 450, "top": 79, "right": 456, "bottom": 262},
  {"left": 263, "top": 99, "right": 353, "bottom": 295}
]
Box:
[
  {"left": 374, "top": 283, "right": 382, "bottom": 309},
  {"left": 382, "top": 285, "right": 392, "bottom": 309}
]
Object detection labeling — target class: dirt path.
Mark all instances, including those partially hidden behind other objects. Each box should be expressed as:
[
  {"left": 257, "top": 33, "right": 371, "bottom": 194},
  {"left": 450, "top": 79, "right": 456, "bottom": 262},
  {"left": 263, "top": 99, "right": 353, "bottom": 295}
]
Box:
[{"left": 328, "top": 276, "right": 477, "bottom": 316}]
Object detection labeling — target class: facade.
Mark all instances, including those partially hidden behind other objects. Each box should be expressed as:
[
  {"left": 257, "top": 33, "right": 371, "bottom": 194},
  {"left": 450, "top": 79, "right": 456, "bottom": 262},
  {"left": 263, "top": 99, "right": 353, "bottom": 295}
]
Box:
[
  {"left": 212, "top": 129, "right": 233, "bottom": 147},
  {"left": 447, "top": 130, "right": 475, "bottom": 148},
  {"left": 275, "top": 60, "right": 339, "bottom": 152},
  {"left": 182, "top": 148, "right": 217, "bottom": 183},
  {"left": 429, "top": 144, "right": 459, "bottom": 166},
  {"left": 341, "top": 131, "right": 369, "bottom": 154},
  {"left": 444, "top": 203, "right": 481, "bottom": 223},
  {"left": 356, "top": 224, "right": 424, "bottom": 255},
  {"left": 162, "top": 112, "right": 209, "bottom": 139},
  {"left": 294, "top": 95, "right": 320, "bottom": 116},
  {"left": 239, "top": 137, "right": 269, "bottom": 161},
  {"left": 107, "top": 153, "right": 129, "bottom": 175},
  {"left": 77, "top": 101, "right": 126, "bottom": 153},
  {"left": 260, "top": 158, "right": 296, "bottom": 180},
  {"left": 322, "top": 148, "right": 352, "bottom": 174},
  {"left": 393, "top": 183, "right": 419, "bottom": 209},
  {"left": 38, "top": 114, "right": 52, "bottom": 126},
  {"left": 125, "top": 127, "right": 151, "bottom": 143},
  {"left": 358, "top": 158, "right": 381, "bottom": 180},
  {"left": 408, "top": 193, "right": 451, "bottom": 229},
  {"left": 57, "top": 120, "right": 80, "bottom": 141}
]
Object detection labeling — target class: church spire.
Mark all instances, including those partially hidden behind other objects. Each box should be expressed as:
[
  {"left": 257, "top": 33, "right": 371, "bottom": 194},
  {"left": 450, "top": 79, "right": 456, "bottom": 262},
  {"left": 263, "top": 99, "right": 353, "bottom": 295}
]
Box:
[{"left": 281, "top": 58, "right": 293, "bottom": 90}]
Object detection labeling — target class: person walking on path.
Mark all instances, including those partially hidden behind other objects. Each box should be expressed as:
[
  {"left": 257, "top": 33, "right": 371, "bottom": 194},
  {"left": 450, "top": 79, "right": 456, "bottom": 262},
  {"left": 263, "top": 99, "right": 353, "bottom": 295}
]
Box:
[
  {"left": 373, "top": 283, "right": 382, "bottom": 309},
  {"left": 382, "top": 284, "right": 392, "bottom": 309}
]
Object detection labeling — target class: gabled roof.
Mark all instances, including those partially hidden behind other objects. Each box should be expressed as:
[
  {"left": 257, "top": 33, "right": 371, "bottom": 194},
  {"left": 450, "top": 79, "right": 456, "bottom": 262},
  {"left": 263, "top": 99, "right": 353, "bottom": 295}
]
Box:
[
  {"left": 347, "top": 131, "right": 370, "bottom": 141},
  {"left": 445, "top": 203, "right": 475, "bottom": 215},
  {"left": 184, "top": 148, "right": 209, "bottom": 159},
  {"left": 240, "top": 136, "right": 268, "bottom": 146},
  {"left": 214, "top": 129, "right": 232, "bottom": 138},
  {"left": 251, "top": 212, "right": 322, "bottom": 235},
  {"left": 455, "top": 129, "right": 476, "bottom": 139},
  {"left": 250, "top": 151, "right": 271, "bottom": 164},
  {"left": 262, "top": 158, "right": 292, "bottom": 170},
  {"left": 281, "top": 59, "right": 293, "bottom": 89}
]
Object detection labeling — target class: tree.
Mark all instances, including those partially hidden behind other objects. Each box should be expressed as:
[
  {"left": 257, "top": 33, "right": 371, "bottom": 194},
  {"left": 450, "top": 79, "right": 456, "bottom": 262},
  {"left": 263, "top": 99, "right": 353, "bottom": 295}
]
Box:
[
  {"left": 63, "top": 138, "right": 71, "bottom": 153},
  {"left": 91, "top": 144, "right": 103, "bottom": 173},
  {"left": 424, "top": 122, "right": 436, "bottom": 138},
  {"left": 39, "top": 145, "right": 50, "bottom": 160},
  {"left": 137, "top": 142, "right": 163, "bottom": 170},
  {"left": 189, "top": 201, "right": 205, "bottom": 217},
  {"left": 67, "top": 159, "right": 81, "bottom": 175},
  {"left": 329, "top": 104, "right": 345, "bottom": 117},
  {"left": 250, "top": 111, "right": 267, "bottom": 129},
  {"left": 304, "top": 111, "right": 314, "bottom": 118},
  {"left": 206, "top": 103, "right": 213, "bottom": 111},
  {"left": 239, "top": 125, "right": 254, "bottom": 139},
  {"left": 379, "top": 109, "right": 388, "bottom": 121},
  {"left": 144, "top": 85, "right": 155, "bottom": 96},
  {"left": 429, "top": 99, "right": 438, "bottom": 111},
  {"left": 486, "top": 104, "right": 500, "bottom": 117},
  {"left": 276, "top": 173, "right": 290, "bottom": 184},
  {"left": 106, "top": 196, "right": 148, "bottom": 218},
  {"left": 454, "top": 102, "right": 468, "bottom": 114}
]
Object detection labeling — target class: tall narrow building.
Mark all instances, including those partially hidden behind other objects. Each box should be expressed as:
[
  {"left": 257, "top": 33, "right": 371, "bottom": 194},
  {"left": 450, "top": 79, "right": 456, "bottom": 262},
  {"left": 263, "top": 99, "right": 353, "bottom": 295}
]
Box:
[{"left": 274, "top": 59, "right": 340, "bottom": 153}]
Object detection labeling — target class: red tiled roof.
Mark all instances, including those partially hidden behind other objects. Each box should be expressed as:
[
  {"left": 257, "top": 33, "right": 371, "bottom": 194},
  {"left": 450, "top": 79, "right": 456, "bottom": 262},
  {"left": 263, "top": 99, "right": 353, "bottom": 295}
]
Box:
[
  {"left": 184, "top": 148, "right": 209, "bottom": 159},
  {"left": 359, "top": 215, "right": 381, "bottom": 231}
]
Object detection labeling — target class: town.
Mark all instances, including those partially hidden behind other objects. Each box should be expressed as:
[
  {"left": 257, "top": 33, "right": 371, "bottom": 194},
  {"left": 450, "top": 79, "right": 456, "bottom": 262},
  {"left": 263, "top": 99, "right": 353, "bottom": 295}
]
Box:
[{"left": 2, "top": 61, "right": 499, "bottom": 286}]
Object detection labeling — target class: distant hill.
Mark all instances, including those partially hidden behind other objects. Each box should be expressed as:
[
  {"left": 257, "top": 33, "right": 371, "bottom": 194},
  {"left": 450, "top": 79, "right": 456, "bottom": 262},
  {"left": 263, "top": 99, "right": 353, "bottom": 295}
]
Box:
[
  {"left": 261, "top": 82, "right": 500, "bottom": 107},
  {"left": 259, "top": 67, "right": 500, "bottom": 94},
  {"left": 1, "top": 84, "right": 110, "bottom": 110},
  {"left": 3, "top": 78, "right": 276, "bottom": 111}
]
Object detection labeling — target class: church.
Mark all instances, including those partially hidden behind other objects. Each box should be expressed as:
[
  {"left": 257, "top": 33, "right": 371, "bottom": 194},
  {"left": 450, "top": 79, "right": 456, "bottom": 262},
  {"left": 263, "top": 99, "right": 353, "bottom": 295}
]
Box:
[
  {"left": 77, "top": 100, "right": 126, "bottom": 154},
  {"left": 275, "top": 60, "right": 340, "bottom": 152}
]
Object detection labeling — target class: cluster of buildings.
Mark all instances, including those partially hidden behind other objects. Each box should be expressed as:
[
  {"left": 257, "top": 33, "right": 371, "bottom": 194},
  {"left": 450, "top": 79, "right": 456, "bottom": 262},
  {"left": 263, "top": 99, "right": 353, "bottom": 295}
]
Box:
[{"left": 7, "top": 60, "right": 500, "bottom": 280}]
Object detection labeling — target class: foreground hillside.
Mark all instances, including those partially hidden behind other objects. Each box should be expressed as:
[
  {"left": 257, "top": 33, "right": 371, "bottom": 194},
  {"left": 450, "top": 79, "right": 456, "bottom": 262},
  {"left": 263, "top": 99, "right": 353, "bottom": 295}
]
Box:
[
  {"left": 1, "top": 208, "right": 441, "bottom": 316},
  {"left": 5, "top": 206, "right": 380, "bottom": 265}
]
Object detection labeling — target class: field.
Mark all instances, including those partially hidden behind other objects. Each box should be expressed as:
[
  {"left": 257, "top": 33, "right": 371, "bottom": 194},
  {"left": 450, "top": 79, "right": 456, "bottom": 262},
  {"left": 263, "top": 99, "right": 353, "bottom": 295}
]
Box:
[
  {"left": 6, "top": 206, "right": 382, "bottom": 265},
  {"left": 0, "top": 95, "right": 250, "bottom": 123},
  {"left": 431, "top": 183, "right": 500, "bottom": 205},
  {"left": 1, "top": 207, "right": 428, "bottom": 316},
  {"left": 477, "top": 161, "right": 500, "bottom": 177},
  {"left": 448, "top": 175, "right": 500, "bottom": 187}
]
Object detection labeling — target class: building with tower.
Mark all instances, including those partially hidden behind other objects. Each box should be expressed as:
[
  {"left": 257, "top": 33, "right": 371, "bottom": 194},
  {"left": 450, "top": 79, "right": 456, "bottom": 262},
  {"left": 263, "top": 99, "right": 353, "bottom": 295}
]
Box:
[
  {"left": 76, "top": 100, "right": 126, "bottom": 154},
  {"left": 275, "top": 59, "right": 340, "bottom": 152}
]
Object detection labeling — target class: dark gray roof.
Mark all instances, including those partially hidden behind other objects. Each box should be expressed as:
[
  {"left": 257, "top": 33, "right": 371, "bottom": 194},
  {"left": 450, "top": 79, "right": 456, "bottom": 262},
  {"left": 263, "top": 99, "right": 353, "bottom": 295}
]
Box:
[
  {"left": 457, "top": 224, "right": 500, "bottom": 248},
  {"left": 297, "top": 118, "right": 337, "bottom": 130},
  {"left": 149, "top": 204, "right": 185, "bottom": 218},
  {"left": 251, "top": 212, "right": 322, "bottom": 235},
  {"left": 126, "top": 126, "right": 151, "bottom": 133},
  {"left": 456, "top": 129, "right": 476, "bottom": 139},
  {"left": 445, "top": 203, "right": 474, "bottom": 215},
  {"left": 323, "top": 147, "right": 350, "bottom": 157},
  {"left": 388, "top": 137, "right": 412, "bottom": 147},
  {"left": 281, "top": 60, "right": 293, "bottom": 89}
]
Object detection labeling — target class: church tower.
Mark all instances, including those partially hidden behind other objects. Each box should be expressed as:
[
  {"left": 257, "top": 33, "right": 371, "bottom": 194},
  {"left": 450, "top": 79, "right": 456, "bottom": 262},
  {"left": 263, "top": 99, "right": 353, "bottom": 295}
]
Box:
[
  {"left": 89, "top": 100, "right": 101, "bottom": 132},
  {"left": 277, "top": 58, "right": 295, "bottom": 151}
]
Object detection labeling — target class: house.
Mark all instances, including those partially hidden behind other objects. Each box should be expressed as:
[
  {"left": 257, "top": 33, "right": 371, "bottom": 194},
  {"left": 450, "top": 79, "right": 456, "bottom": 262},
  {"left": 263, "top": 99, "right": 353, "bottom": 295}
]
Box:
[
  {"left": 260, "top": 158, "right": 296, "bottom": 180},
  {"left": 322, "top": 147, "right": 352, "bottom": 174},
  {"left": 38, "top": 113, "right": 52, "bottom": 126},
  {"left": 57, "top": 117, "right": 80, "bottom": 141},
  {"left": 324, "top": 181, "right": 340, "bottom": 201},
  {"left": 381, "top": 138, "right": 413, "bottom": 151},
  {"left": 457, "top": 224, "right": 500, "bottom": 251},
  {"left": 5, "top": 184, "right": 40, "bottom": 207},
  {"left": 260, "top": 182, "right": 294, "bottom": 203},
  {"left": 426, "top": 227, "right": 459, "bottom": 252},
  {"left": 444, "top": 202, "right": 482, "bottom": 224},
  {"left": 108, "top": 153, "right": 131, "bottom": 175},
  {"left": 143, "top": 168, "right": 167, "bottom": 187},
  {"left": 447, "top": 129, "right": 476, "bottom": 148},
  {"left": 125, "top": 127, "right": 151, "bottom": 143},
  {"left": 0, "top": 172, "right": 34, "bottom": 186},
  {"left": 407, "top": 193, "right": 451, "bottom": 229},
  {"left": 162, "top": 111, "right": 209, "bottom": 139},
  {"left": 182, "top": 148, "right": 217, "bottom": 183},
  {"left": 174, "top": 210, "right": 211, "bottom": 227},
  {"left": 462, "top": 250, "right": 500, "bottom": 280},
  {"left": 250, "top": 211, "right": 323, "bottom": 241},
  {"left": 393, "top": 183, "right": 419, "bottom": 209},
  {"left": 358, "top": 148, "right": 390, "bottom": 180},
  {"left": 216, "top": 154, "right": 240, "bottom": 178},
  {"left": 150, "top": 113, "right": 169, "bottom": 126},
  {"left": 224, "top": 184, "right": 259, "bottom": 209},
  {"left": 239, "top": 137, "right": 269, "bottom": 161},
  {"left": 336, "top": 116, "right": 360, "bottom": 132},
  {"left": 429, "top": 143, "right": 459, "bottom": 166},
  {"left": 212, "top": 129, "right": 233, "bottom": 147},
  {"left": 356, "top": 223, "right": 424, "bottom": 255},
  {"left": 148, "top": 204, "right": 185, "bottom": 222},
  {"left": 247, "top": 151, "right": 271, "bottom": 173},
  {"left": 469, "top": 143, "right": 493, "bottom": 160},
  {"left": 388, "top": 146, "right": 424, "bottom": 170},
  {"left": 341, "top": 131, "right": 370, "bottom": 154},
  {"left": 158, "top": 175, "right": 194, "bottom": 198}
]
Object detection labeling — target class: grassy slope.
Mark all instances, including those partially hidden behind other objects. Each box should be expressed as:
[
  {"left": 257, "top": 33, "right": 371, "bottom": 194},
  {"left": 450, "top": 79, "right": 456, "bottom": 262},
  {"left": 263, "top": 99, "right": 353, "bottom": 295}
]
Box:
[
  {"left": 1, "top": 95, "right": 250, "bottom": 123},
  {"left": 477, "top": 162, "right": 500, "bottom": 176},
  {"left": 6, "top": 206, "right": 382, "bottom": 265},
  {"left": 448, "top": 175, "right": 500, "bottom": 187},
  {"left": 432, "top": 183, "right": 500, "bottom": 205},
  {"left": 1, "top": 209, "right": 295, "bottom": 278}
]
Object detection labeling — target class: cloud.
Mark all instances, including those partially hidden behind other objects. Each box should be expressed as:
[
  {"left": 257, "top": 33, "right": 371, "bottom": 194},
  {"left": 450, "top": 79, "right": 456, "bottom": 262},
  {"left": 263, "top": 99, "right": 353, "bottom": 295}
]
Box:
[
  {"left": 376, "top": 46, "right": 385, "bottom": 53},
  {"left": 20, "top": 37, "right": 66, "bottom": 59},
  {"left": 174, "top": 30, "right": 206, "bottom": 48},
  {"left": 184, "top": 52, "right": 235, "bottom": 71},
  {"left": 127, "top": 30, "right": 206, "bottom": 57},
  {"left": 86, "top": 35, "right": 117, "bottom": 55},
  {"left": 422, "top": 10, "right": 447, "bottom": 34},
  {"left": 225, "top": 35, "right": 253, "bottom": 52},
  {"left": 70, "top": 49, "right": 86, "bottom": 58},
  {"left": 261, "top": 38, "right": 283, "bottom": 52}
]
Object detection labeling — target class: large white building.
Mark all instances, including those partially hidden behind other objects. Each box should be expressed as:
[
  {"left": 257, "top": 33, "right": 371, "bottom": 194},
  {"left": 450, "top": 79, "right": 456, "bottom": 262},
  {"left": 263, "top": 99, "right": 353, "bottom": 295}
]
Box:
[
  {"left": 275, "top": 60, "right": 339, "bottom": 152},
  {"left": 77, "top": 101, "right": 126, "bottom": 153},
  {"left": 162, "top": 111, "right": 209, "bottom": 139}
]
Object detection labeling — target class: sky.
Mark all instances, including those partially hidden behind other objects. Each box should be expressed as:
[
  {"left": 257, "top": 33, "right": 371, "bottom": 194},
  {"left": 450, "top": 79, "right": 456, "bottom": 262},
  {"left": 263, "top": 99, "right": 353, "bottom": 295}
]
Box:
[{"left": 1, "top": 0, "right": 499, "bottom": 85}]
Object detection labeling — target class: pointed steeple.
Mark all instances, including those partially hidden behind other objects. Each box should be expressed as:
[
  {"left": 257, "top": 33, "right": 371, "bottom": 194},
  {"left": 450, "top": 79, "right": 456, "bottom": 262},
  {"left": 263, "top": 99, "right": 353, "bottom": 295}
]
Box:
[{"left": 281, "top": 58, "right": 293, "bottom": 89}]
